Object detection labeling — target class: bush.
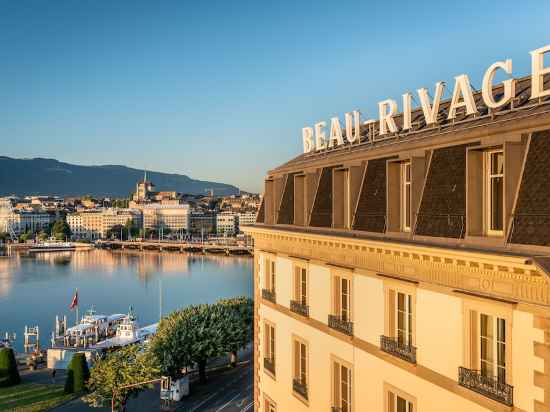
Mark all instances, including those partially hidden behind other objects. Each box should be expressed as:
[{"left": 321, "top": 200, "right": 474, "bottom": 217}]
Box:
[
  {"left": 0, "top": 348, "right": 20, "bottom": 386},
  {"left": 64, "top": 353, "right": 89, "bottom": 394}
]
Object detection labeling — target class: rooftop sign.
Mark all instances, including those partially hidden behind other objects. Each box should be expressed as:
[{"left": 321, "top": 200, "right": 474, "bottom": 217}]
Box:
[{"left": 302, "top": 44, "right": 550, "bottom": 154}]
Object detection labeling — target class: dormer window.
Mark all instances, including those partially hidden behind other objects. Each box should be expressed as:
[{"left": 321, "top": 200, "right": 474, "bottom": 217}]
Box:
[
  {"left": 485, "top": 150, "right": 504, "bottom": 236},
  {"left": 401, "top": 161, "right": 411, "bottom": 232}
]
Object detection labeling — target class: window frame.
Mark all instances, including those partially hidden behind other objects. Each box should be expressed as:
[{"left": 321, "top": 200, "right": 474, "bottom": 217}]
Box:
[
  {"left": 384, "top": 383, "right": 417, "bottom": 412},
  {"left": 263, "top": 320, "right": 276, "bottom": 379},
  {"left": 484, "top": 148, "right": 504, "bottom": 237},
  {"left": 332, "top": 271, "right": 353, "bottom": 322},
  {"left": 292, "top": 335, "right": 309, "bottom": 400},
  {"left": 331, "top": 356, "right": 354, "bottom": 412},
  {"left": 463, "top": 298, "right": 513, "bottom": 384},
  {"left": 384, "top": 280, "right": 417, "bottom": 346},
  {"left": 263, "top": 394, "right": 277, "bottom": 412},
  {"left": 400, "top": 161, "right": 412, "bottom": 232},
  {"left": 263, "top": 255, "right": 277, "bottom": 293},
  {"left": 292, "top": 263, "right": 308, "bottom": 306}
]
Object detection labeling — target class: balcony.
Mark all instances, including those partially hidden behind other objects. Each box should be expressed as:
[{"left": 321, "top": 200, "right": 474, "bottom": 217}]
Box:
[
  {"left": 263, "top": 357, "right": 275, "bottom": 375},
  {"left": 458, "top": 367, "right": 513, "bottom": 406},
  {"left": 380, "top": 335, "right": 417, "bottom": 364},
  {"left": 290, "top": 300, "right": 309, "bottom": 317},
  {"left": 261, "top": 288, "right": 276, "bottom": 303},
  {"left": 328, "top": 314, "right": 353, "bottom": 336},
  {"left": 292, "top": 378, "right": 308, "bottom": 400}
]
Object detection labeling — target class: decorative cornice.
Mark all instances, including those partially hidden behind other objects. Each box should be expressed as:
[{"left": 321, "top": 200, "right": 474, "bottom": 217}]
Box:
[{"left": 245, "top": 226, "right": 550, "bottom": 307}]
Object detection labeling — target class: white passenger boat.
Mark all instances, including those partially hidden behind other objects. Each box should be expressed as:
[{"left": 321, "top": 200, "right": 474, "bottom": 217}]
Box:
[
  {"left": 93, "top": 309, "right": 158, "bottom": 350},
  {"left": 28, "top": 242, "right": 76, "bottom": 253},
  {"left": 53, "top": 307, "right": 126, "bottom": 348}
]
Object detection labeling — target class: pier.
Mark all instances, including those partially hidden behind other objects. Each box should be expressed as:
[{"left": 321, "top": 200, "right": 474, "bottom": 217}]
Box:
[{"left": 97, "top": 239, "right": 253, "bottom": 256}]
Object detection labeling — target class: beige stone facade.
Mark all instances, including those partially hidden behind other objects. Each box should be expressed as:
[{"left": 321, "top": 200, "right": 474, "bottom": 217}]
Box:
[{"left": 244, "top": 74, "right": 550, "bottom": 412}]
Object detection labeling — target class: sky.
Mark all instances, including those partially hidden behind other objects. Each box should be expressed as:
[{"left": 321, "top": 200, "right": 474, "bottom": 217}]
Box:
[{"left": 1, "top": 1, "right": 549, "bottom": 193}]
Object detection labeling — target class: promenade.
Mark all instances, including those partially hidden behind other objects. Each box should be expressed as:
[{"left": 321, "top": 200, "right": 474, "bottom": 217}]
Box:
[{"left": 97, "top": 240, "right": 253, "bottom": 256}]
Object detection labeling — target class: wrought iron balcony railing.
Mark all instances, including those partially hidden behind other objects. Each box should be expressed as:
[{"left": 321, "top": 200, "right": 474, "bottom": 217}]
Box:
[
  {"left": 263, "top": 357, "right": 275, "bottom": 375},
  {"left": 328, "top": 314, "right": 353, "bottom": 336},
  {"left": 292, "top": 378, "right": 308, "bottom": 400},
  {"left": 261, "top": 288, "right": 276, "bottom": 303},
  {"left": 458, "top": 367, "right": 513, "bottom": 406},
  {"left": 290, "top": 300, "right": 309, "bottom": 317},
  {"left": 380, "top": 335, "right": 417, "bottom": 364}
]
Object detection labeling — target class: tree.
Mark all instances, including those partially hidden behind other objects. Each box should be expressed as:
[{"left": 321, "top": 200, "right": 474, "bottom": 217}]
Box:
[
  {"left": 0, "top": 348, "right": 20, "bottom": 387},
  {"left": 19, "top": 230, "right": 32, "bottom": 243},
  {"left": 37, "top": 230, "right": 49, "bottom": 241},
  {"left": 149, "top": 304, "right": 228, "bottom": 383},
  {"left": 64, "top": 353, "right": 90, "bottom": 393},
  {"left": 0, "top": 232, "right": 9, "bottom": 243},
  {"left": 52, "top": 219, "right": 71, "bottom": 241},
  {"left": 217, "top": 297, "right": 253, "bottom": 367},
  {"left": 83, "top": 345, "right": 158, "bottom": 411},
  {"left": 124, "top": 219, "right": 139, "bottom": 239}
]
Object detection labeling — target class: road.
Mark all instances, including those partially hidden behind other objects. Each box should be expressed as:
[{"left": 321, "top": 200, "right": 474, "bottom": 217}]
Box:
[{"left": 51, "top": 357, "right": 253, "bottom": 412}]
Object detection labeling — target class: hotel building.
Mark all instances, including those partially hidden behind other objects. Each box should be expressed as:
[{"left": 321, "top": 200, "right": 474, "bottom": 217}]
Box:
[{"left": 244, "top": 73, "right": 550, "bottom": 412}]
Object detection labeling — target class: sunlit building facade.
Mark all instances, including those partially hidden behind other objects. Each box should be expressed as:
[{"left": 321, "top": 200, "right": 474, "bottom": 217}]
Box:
[{"left": 244, "top": 74, "right": 550, "bottom": 412}]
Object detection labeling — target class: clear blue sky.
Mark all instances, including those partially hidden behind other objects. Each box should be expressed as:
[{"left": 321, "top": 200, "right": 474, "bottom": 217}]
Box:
[{"left": 1, "top": 1, "right": 549, "bottom": 192}]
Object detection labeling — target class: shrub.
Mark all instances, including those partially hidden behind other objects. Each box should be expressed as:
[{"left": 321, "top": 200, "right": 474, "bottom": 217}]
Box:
[
  {"left": 64, "top": 353, "right": 89, "bottom": 393},
  {"left": 0, "top": 348, "right": 20, "bottom": 386}
]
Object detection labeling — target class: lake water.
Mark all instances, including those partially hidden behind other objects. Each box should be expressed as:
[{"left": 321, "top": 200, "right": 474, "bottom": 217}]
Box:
[{"left": 0, "top": 249, "right": 253, "bottom": 352}]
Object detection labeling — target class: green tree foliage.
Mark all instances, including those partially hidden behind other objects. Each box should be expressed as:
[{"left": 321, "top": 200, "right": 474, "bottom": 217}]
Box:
[
  {"left": 19, "top": 230, "right": 32, "bottom": 243},
  {"left": 64, "top": 353, "right": 90, "bottom": 394},
  {"left": 0, "top": 348, "right": 21, "bottom": 387},
  {"left": 52, "top": 219, "right": 71, "bottom": 241},
  {"left": 149, "top": 304, "right": 228, "bottom": 383},
  {"left": 0, "top": 232, "right": 10, "bottom": 242},
  {"left": 217, "top": 297, "right": 253, "bottom": 367},
  {"left": 37, "top": 231, "right": 49, "bottom": 241},
  {"left": 83, "top": 345, "right": 158, "bottom": 411},
  {"left": 124, "top": 219, "right": 139, "bottom": 238}
]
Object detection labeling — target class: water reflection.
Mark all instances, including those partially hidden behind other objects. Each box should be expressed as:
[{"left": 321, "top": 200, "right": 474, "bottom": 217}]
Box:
[{"left": 0, "top": 249, "right": 253, "bottom": 351}]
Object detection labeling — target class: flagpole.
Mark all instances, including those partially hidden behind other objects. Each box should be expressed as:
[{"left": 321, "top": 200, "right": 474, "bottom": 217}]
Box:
[{"left": 75, "top": 288, "right": 79, "bottom": 326}]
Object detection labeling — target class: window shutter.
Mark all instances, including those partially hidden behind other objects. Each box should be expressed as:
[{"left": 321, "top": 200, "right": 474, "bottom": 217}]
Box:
[
  {"left": 334, "top": 276, "right": 341, "bottom": 315},
  {"left": 388, "top": 391, "right": 395, "bottom": 412},
  {"left": 294, "top": 267, "right": 300, "bottom": 300},
  {"left": 333, "top": 361, "right": 341, "bottom": 407},
  {"left": 264, "top": 325, "right": 269, "bottom": 359},
  {"left": 294, "top": 340, "right": 300, "bottom": 379},
  {"left": 388, "top": 289, "right": 396, "bottom": 337},
  {"left": 470, "top": 310, "right": 478, "bottom": 369}
]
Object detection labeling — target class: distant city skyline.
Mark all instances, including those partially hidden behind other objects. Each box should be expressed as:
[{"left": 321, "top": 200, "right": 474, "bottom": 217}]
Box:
[{"left": 1, "top": 1, "right": 550, "bottom": 192}]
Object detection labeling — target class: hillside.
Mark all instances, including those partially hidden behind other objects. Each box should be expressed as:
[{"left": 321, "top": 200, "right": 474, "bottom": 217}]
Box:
[{"left": 0, "top": 157, "right": 240, "bottom": 197}]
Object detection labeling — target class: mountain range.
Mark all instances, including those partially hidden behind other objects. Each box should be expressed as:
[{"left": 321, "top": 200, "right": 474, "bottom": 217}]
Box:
[{"left": 0, "top": 157, "right": 240, "bottom": 197}]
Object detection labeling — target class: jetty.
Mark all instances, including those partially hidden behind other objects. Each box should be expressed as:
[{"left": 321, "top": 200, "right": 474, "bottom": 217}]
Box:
[{"left": 97, "top": 239, "right": 253, "bottom": 255}]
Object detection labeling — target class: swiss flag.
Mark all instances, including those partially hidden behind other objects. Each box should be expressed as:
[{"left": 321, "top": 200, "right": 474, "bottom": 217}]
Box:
[{"left": 69, "top": 289, "right": 78, "bottom": 310}]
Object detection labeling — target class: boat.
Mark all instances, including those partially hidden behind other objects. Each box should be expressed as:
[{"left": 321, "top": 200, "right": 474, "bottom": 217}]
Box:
[
  {"left": 52, "top": 307, "right": 126, "bottom": 348},
  {"left": 28, "top": 242, "right": 76, "bottom": 253},
  {"left": 92, "top": 308, "right": 158, "bottom": 350}
]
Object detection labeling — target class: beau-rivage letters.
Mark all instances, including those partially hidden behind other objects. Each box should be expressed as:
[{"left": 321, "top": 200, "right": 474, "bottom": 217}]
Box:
[{"left": 302, "top": 44, "right": 550, "bottom": 154}]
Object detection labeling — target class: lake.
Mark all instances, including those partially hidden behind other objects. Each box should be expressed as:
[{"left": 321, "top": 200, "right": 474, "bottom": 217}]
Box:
[{"left": 0, "top": 249, "right": 253, "bottom": 352}]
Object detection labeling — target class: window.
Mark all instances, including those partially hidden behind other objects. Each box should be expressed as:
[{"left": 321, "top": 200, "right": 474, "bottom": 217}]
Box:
[
  {"left": 264, "top": 396, "right": 276, "bottom": 412},
  {"left": 479, "top": 313, "right": 506, "bottom": 383},
  {"left": 401, "top": 161, "right": 411, "bottom": 232},
  {"left": 265, "top": 258, "right": 276, "bottom": 292},
  {"left": 385, "top": 385, "right": 416, "bottom": 412},
  {"left": 263, "top": 322, "right": 276, "bottom": 376},
  {"left": 485, "top": 150, "right": 504, "bottom": 235},
  {"left": 332, "top": 359, "right": 352, "bottom": 412},
  {"left": 292, "top": 337, "right": 308, "bottom": 399},
  {"left": 293, "top": 266, "right": 307, "bottom": 306},
  {"left": 333, "top": 275, "right": 352, "bottom": 322},
  {"left": 396, "top": 292, "right": 413, "bottom": 346},
  {"left": 386, "top": 287, "right": 414, "bottom": 346}
]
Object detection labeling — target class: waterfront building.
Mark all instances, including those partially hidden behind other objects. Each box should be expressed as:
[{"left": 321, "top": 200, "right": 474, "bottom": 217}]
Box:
[
  {"left": 244, "top": 72, "right": 550, "bottom": 411},
  {"left": 67, "top": 208, "right": 142, "bottom": 240},
  {"left": 0, "top": 198, "right": 56, "bottom": 236},
  {"left": 238, "top": 211, "right": 258, "bottom": 230},
  {"left": 141, "top": 204, "right": 190, "bottom": 233},
  {"left": 189, "top": 210, "right": 216, "bottom": 236},
  {"left": 217, "top": 211, "right": 238, "bottom": 236}
]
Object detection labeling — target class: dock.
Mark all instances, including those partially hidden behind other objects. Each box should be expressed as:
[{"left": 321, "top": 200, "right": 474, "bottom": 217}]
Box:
[{"left": 97, "top": 240, "right": 253, "bottom": 256}]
